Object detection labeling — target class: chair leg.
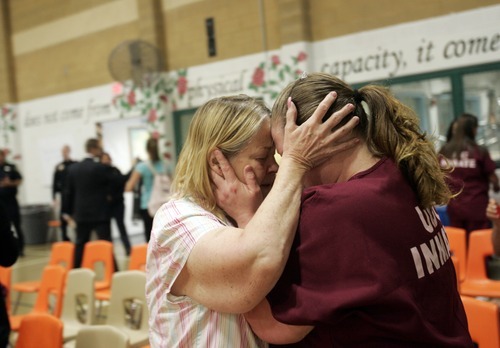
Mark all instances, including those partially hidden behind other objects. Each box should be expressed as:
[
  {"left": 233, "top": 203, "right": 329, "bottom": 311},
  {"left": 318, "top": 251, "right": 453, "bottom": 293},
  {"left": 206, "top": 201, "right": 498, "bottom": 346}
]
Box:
[{"left": 12, "top": 291, "right": 23, "bottom": 314}]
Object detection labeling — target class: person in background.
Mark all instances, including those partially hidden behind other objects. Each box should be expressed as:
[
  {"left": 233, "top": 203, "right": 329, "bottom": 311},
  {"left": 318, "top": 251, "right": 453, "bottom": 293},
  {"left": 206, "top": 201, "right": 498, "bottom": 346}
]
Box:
[
  {"left": 125, "top": 138, "right": 168, "bottom": 242},
  {"left": 0, "top": 201, "right": 19, "bottom": 348},
  {"left": 485, "top": 199, "right": 500, "bottom": 256},
  {"left": 145, "top": 94, "right": 359, "bottom": 347},
  {"left": 218, "top": 73, "right": 472, "bottom": 347},
  {"left": 445, "top": 118, "right": 457, "bottom": 143},
  {"left": 101, "top": 152, "right": 132, "bottom": 256},
  {"left": 0, "top": 150, "right": 24, "bottom": 256},
  {"left": 439, "top": 113, "right": 499, "bottom": 235},
  {"left": 63, "top": 138, "right": 118, "bottom": 269},
  {"left": 52, "top": 144, "right": 76, "bottom": 242}
]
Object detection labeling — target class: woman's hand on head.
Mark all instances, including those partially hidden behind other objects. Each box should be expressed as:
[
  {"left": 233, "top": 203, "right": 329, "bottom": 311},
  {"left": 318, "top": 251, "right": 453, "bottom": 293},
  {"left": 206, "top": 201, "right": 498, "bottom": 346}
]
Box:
[
  {"left": 282, "top": 91, "right": 359, "bottom": 171},
  {"left": 210, "top": 149, "right": 263, "bottom": 228}
]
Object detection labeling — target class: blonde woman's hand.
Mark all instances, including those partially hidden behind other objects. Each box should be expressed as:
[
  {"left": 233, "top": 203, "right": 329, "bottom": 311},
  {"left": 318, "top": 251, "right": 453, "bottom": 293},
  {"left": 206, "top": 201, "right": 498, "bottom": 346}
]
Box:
[
  {"left": 282, "top": 92, "right": 359, "bottom": 172},
  {"left": 210, "top": 149, "right": 263, "bottom": 228}
]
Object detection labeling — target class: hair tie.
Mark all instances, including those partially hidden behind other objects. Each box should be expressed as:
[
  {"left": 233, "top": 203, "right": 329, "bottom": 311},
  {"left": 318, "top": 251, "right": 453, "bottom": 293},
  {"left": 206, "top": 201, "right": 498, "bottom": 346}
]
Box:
[{"left": 353, "top": 89, "right": 363, "bottom": 104}]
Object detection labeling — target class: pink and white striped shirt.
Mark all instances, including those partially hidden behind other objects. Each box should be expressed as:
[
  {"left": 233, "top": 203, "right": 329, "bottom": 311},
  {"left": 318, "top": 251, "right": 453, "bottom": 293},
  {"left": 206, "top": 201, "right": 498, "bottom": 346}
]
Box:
[{"left": 146, "top": 197, "right": 267, "bottom": 348}]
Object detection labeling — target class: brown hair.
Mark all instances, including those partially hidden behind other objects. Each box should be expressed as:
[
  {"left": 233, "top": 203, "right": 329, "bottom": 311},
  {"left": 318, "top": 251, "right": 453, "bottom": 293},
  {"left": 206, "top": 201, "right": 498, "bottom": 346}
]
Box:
[
  {"left": 272, "top": 72, "right": 452, "bottom": 208},
  {"left": 146, "top": 137, "right": 160, "bottom": 162},
  {"left": 439, "top": 113, "right": 484, "bottom": 159}
]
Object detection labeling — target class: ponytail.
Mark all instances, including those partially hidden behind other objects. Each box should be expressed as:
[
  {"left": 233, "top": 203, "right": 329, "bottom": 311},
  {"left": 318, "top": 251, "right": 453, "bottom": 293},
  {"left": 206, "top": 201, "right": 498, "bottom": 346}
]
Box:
[{"left": 359, "top": 85, "right": 452, "bottom": 208}]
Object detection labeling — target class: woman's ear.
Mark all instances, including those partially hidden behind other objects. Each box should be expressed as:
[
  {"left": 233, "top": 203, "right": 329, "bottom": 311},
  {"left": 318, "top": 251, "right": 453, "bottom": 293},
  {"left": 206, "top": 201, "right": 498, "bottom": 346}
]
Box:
[{"left": 209, "top": 151, "right": 223, "bottom": 177}]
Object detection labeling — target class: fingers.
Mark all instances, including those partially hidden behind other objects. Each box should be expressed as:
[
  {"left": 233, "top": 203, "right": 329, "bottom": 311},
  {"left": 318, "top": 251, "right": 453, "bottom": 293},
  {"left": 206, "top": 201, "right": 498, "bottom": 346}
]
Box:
[
  {"left": 486, "top": 199, "right": 500, "bottom": 219},
  {"left": 210, "top": 167, "right": 224, "bottom": 189},
  {"left": 301, "top": 91, "right": 357, "bottom": 135},
  {"left": 323, "top": 103, "right": 356, "bottom": 131},
  {"left": 325, "top": 116, "right": 360, "bottom": 143},
  {"left": 307, "top": 91, "right": 338, "bottom": 124},
  {"left": 243, "top": 166, "right": 259, "bottom": 191},
  {"left": 285, "top": 97, "right": 298, "bottom": 130},
  {"left": 213, "top": 149, "right": 235, "bottom": 181}
]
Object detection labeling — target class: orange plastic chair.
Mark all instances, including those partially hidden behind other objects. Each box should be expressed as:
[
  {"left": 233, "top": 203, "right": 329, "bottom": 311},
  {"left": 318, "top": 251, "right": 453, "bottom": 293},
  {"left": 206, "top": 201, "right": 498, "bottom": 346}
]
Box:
[
  {"left": 9, "top": 265, "right": 67, "bottom": 331},
  {"left": 14, "top": 312, "right": 63, "bottom": 348},
  {"left": 12, "top": 241, "right": 74, "bottom": 313},
  {"left": 95, "top": 243, "right": 147, "bottom": 302},
  {"left": 461, "top": 295, "right": 500, "bottom": 348},
  {"left": 81, "top": 240, "right": 115, "bottom": 291},
  {"left": 128, "top": 243, "right": 148, "bottom": 272},
  {"left": 445, "top": 226, "right": 467, "bottom": 283},
  {"left": 461, "top": 229, "right": 500, "bottom": 298},
  {"left": 0, "top": 266, "right": 13, "bottom": 313},
  {"left": 451, "top": 256, "right": 460, "bottom": 291}
]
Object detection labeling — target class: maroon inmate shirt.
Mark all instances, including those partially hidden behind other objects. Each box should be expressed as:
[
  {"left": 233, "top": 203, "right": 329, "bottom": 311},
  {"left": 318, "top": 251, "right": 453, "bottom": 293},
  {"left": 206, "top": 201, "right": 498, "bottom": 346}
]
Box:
[
  {"left": 268, "top": 158, "right": 473, "bottom": 348},
  {"left": 440, "top": 146, "right": 496, "bottom": 232}
]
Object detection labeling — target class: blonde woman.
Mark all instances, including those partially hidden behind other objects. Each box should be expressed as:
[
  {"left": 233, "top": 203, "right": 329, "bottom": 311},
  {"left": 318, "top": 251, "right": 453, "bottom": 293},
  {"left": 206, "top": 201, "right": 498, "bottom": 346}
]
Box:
[
  {"left": 225, "top": 73, "right": 473, "bottom": 347},
  {"left": 145, "top": 94, "right": 359, "bottom": 347}
]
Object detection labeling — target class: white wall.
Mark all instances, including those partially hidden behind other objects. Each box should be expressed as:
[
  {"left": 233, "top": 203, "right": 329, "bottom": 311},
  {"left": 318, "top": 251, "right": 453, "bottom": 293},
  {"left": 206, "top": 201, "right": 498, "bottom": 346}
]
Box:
[{"left": 13, "top": 4, "right": 500, "bottom": 206}]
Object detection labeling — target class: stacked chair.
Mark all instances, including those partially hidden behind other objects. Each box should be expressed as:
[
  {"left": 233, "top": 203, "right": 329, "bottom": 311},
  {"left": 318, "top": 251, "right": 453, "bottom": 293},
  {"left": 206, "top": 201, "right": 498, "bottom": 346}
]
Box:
[
  {"left": 81, "top": 240, "right": 115, "bottom": 292},
  {"left": 75, "top": 325, "right": 130, "bottom": 348},
  {"left": 61, "top": 268, "right": 96, "bottom": 342},
  {"left": 11, "top": 241, "right": 74, "bottom": 314},
  {"left": 460, "top": 229, "right": 500, "bottom": 298},
  {"left": 444, "top": 226, "right": 467, "bottom": 284},
  {"left": 12, "top": 240, "right": 150, "bottom": 347},
  {"left": 61, "top": 242, "right": 149, "bottom": 347},
  {"left": 461, "top": 295, "right": 500, "bottom": 348},
  {"left": 95, "top": 243, "right": 148, "bottom": 304},
  {"left": 14, "top": 312, "right": 63, "bottom": 348},
  {"left": 444, "top": 227, "right": 500, "bottom": 348},
  {"left": 105, "top": 270, "right": 149, "bottom": 347},
  {"left": 0, "top": 266, "right": 13, "bottom": 314},
  {"left": 9, "top": 265, "right": 67, "bottom": 331}
]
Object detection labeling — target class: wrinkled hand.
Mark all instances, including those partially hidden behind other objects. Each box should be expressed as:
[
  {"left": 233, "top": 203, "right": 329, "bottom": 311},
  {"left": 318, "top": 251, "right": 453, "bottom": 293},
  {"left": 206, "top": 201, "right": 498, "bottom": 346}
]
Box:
[
  {"left": 282, "top": 92, "right": 359, "bottom": 171},
  {"left": 210, "top": 149, "right": 263, "bottom": 228},
  {"left": 486, "top": 198, "right": 500, "bottom": 221}
]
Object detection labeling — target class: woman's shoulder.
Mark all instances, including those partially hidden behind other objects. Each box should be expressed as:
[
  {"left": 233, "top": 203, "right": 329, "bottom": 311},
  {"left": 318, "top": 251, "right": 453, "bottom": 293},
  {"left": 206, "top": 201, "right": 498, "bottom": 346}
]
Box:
[
  {"left": 159, "top": 197, "right": 221, "bottom": 224},
  {"left": 135, "top": 161, "right": 148, "bottom": 171},
  {"left": 302, "top": 160, "right": 408, "bottom": 214}
]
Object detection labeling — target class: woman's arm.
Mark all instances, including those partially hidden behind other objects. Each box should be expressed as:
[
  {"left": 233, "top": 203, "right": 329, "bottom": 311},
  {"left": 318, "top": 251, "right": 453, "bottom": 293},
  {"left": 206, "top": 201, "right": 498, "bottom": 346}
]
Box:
[
  {"left": 244, "top": 299, "right": 313, "bottom": 344},
  {"left": 486, "top": 198, "right": 500, "bottom": 256},
  {"left": 489, "top": 172, "right": 500, "bottom": 193},
  {"left": 171, "top": 93, "right": 359, "bottom": 313},
  {"left": 125, "top": 170, "right": 141, "bottom": 192}
]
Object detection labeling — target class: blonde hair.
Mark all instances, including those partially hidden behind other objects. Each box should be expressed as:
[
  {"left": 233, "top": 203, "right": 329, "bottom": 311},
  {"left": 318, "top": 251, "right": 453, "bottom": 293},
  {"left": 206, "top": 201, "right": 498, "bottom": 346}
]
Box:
[
  {"left": 272, "top": 72, "right": 452, "bottom": 208},
  {"left": 172, "top": 95, "right": 270, "bottom": 219}
]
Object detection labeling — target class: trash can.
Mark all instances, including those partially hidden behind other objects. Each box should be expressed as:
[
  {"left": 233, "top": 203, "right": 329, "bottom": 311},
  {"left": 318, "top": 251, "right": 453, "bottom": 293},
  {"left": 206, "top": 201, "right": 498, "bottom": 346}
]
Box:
[
  {"left": 487, "top": 255, "right": 500, "bottom": 280},
  {"left": 20, "top": 204, "right": 52, "bottom": 245}
]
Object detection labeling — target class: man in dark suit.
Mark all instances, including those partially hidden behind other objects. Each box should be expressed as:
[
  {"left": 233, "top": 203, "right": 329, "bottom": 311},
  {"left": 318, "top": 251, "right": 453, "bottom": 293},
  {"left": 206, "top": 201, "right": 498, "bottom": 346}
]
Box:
[
  {"left": 0, "top": 150, "right": 24, "bottom": 256},
  {"left": 52, "top": 144, "right": 76, "bottom": 241},
  {"left": 63, "top": 138, "right": 118, "bottom": 268}
]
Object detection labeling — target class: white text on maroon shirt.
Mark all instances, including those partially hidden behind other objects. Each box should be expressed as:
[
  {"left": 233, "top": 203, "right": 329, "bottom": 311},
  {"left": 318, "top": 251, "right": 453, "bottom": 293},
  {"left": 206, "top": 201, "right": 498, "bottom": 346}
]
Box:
[
  {"left": 440, "top": 151, "right": 477, "bottom": 169},
  {"left": 410, "top": 206, "right": 451, "bottom": 279}
]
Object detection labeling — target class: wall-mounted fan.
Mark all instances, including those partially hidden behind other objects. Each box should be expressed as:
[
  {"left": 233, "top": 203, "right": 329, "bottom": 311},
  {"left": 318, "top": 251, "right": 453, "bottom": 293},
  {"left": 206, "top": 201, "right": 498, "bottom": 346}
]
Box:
[{"left": 108, "top": 39, "right": 163, "bottom": 88}]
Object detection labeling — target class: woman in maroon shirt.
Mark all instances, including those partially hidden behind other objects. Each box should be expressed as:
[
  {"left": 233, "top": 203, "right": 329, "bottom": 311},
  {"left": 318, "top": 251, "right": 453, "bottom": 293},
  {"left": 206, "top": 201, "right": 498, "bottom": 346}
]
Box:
[
  {"left": 219, "top": 73, "right": 473, "bottom": 347},
  {"left": 439, "top": 113, "right": 499, "bottom": 234}
]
